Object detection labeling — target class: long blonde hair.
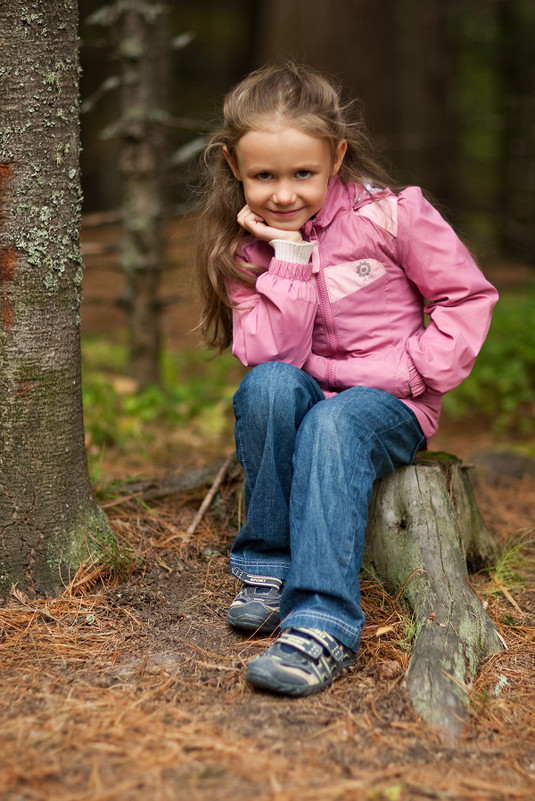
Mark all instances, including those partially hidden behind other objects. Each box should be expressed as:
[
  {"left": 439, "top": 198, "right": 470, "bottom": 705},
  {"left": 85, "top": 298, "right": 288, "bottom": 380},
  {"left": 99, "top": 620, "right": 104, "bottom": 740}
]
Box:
[{"left": 196, "top": 62, "right": 392, "bottom": 351}]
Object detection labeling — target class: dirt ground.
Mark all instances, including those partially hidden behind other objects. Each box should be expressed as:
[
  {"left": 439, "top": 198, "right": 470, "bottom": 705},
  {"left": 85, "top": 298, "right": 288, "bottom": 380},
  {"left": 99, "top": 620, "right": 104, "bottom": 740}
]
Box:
[{"left": 1, "top": 221, "right": 534, "bottom": 801}]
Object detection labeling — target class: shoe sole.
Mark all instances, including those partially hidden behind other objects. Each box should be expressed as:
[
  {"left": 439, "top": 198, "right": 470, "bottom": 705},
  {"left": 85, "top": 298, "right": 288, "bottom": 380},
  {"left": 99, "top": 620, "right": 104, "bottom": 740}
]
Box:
[
  {"left": 226, "top": 610, "right": 280, "bottom": 634},
  {"left": 246, "top": 660, "right": 353, "bottom": 696}
]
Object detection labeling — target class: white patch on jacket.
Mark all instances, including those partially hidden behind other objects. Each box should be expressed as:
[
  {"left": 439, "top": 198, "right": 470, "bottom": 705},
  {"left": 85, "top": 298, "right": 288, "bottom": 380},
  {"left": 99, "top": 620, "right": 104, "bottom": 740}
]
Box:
[{"left": 324, "top": 259, "right": 386, "bottom": 303}]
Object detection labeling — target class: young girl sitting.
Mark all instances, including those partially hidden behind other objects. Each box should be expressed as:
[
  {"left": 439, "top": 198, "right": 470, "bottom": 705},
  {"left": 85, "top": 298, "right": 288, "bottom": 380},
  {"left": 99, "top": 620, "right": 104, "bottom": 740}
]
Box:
[{"left": 196, "top": 62, "right": 498, "bottom": 697}]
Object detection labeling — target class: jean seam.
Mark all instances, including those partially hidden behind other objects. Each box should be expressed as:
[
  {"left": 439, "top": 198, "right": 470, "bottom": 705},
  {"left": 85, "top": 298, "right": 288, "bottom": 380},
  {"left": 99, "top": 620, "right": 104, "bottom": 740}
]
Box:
[{"left": 230, "top": 557, "right": 291, "bottom": 576}]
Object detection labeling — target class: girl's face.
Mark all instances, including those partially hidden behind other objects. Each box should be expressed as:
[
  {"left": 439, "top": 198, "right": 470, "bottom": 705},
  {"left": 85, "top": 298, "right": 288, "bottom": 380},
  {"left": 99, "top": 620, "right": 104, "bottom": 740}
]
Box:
[{"left": 225, "top": 126, "right": 346, "bottom": 232}]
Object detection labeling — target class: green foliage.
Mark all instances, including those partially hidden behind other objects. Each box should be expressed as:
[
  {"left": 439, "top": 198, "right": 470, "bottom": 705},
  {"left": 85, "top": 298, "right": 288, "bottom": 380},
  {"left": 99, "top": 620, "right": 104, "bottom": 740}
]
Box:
[
  {"left": 442, "top": 286, "right": 535, "bottom": 434},
  {"left": 399, "top": 616, "right": 418, "bottom": 653},
  {"left": 367, "top": 784, "right": 404, "bottom": 801},
  {"left": 491, "top": 537, "right": 532, "bottom": 594},
  {"left": 82, "top": 336, "right": 244, "bottom": 462},
  {"left": 89, "top": 526, "right": 138, "bottom": 580}
]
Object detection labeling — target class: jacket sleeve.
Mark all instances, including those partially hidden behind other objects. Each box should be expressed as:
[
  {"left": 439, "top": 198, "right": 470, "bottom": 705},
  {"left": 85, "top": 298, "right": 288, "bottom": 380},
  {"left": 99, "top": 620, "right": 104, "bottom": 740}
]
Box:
[
  {"left": 397, "top": 187, "right": 498, "bottom": 395},
  {"left": 229, "top": 243, "right": 318, "bottom": 368}
]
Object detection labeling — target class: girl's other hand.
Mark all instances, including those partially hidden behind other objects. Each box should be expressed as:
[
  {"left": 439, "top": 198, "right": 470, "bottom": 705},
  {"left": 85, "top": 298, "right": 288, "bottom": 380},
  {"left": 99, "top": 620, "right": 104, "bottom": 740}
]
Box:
[{"left": 237, "top": 205, "right": 303, "bottom": 244}]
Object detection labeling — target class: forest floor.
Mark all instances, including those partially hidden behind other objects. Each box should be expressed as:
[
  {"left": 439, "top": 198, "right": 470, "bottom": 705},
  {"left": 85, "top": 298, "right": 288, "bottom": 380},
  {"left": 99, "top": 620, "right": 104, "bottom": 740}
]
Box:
[{"left": 1, "top": 220, "right": 534, "bottom": 801}]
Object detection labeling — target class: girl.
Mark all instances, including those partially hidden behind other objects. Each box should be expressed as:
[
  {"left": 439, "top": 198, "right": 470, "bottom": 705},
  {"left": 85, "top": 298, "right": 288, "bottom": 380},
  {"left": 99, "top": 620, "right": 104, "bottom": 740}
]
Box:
[{"left": 196, "top": 62, "right": 498, "bottom": 697}]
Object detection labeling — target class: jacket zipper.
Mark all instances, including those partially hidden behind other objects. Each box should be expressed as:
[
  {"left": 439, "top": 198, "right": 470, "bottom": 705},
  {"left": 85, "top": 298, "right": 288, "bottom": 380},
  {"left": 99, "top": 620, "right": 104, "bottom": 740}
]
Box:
[{"left": 311, "top": 234, "right": 338, "bottom": 387}]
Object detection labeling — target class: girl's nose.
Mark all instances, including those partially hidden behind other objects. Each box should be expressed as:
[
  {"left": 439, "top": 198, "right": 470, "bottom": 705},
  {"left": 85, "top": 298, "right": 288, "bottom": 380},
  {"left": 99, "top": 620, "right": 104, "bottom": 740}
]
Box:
[{"left": 272, "top": 182, "right": 295, "bottom": 205}]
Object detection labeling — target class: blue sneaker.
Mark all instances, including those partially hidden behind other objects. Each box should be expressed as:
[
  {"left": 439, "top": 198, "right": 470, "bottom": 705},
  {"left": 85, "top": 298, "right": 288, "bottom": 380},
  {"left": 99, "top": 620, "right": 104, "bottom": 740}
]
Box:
[
  {"left": 227, "top": 583, "right": 282, "bottom": 634},
  {"left": 245, "top": 627, "right": 354, "bottom": 696}
]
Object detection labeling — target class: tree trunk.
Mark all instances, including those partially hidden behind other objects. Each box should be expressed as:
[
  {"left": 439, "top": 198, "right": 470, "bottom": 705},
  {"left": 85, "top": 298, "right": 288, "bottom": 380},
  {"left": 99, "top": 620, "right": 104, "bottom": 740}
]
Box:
[
  {"left": 497, "top": 0, "right": 535, "bottom": 261},
  {"left": 391, "top": 0, "right": 457, "bottom": 199},
  {"left": 0, "top": 0, "right": 110, "bottom": 598},
  {"left": 256, "top": 1, "right": 398, "bottom": 157},
  {"left": 364, "top": 453, "right": 504, "bottom": 742},
  {"left": 116, "top": 0, "right": 168, "bottom": 387},
  {"left": 256, "top": 0, "right": 457, "bottom": 205}
]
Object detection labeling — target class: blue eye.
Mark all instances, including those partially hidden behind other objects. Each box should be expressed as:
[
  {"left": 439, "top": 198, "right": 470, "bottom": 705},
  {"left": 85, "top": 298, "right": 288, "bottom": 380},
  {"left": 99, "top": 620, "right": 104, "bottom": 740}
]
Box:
[
  {"left": 256, "top": 172, "right": 273, "bottom": 181},
  {"left": 296, "top": 170, "right": 312, "bottom": 179}
]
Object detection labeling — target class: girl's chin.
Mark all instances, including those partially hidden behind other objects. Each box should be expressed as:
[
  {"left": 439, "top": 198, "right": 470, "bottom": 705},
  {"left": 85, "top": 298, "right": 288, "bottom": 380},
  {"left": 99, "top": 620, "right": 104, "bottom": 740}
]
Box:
[
  {"left": 270, "top": 224, "right": 302, "bottom": 232},
  {"left": 265, "top": 215, "right": 305, "bottom": 231}
]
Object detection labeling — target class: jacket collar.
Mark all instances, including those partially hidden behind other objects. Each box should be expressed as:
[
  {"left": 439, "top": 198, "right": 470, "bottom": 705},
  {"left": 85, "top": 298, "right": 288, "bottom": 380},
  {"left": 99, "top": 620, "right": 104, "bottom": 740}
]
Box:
[
  {"left": 301, "top": 176, "right": 385, "bottom": 236},
  {"left": 301, "top": 176, "right": 351, "bottom": 236}
]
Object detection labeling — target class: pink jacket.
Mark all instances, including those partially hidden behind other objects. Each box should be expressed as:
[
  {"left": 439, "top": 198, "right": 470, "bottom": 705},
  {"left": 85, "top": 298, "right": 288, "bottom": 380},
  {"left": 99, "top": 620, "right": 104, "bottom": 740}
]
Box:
[{"left": 229, "top": 177, "right": 498, "bottom": 442}]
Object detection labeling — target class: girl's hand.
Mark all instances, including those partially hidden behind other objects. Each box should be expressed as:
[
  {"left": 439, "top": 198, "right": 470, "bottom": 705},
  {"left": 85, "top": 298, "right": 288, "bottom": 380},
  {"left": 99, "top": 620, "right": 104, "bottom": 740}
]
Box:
[{"left": 237, "top": 205, "right": 303, "bottom": 243}]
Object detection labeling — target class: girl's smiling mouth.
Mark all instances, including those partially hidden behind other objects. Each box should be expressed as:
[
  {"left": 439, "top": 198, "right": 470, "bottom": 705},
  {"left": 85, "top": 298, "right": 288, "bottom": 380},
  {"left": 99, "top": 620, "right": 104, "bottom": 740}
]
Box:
[{"left": 269, "top": 208, "right": 303, "bottom": 216}]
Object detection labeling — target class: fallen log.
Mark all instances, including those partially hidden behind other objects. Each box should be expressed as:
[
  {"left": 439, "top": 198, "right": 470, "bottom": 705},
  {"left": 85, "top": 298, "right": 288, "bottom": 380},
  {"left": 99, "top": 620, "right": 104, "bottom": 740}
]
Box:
[
  {"left": 101, "top": 456, "right": 241, "bottom": 508},
  {"left": 363, "top": 452, "right": 505, "bottom": 741}
]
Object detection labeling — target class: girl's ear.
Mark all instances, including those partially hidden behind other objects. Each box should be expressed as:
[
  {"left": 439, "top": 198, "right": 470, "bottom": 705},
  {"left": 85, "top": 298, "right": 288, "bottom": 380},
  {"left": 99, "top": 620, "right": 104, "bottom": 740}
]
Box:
[
  {"left": 332, "top": 139, "right": 347, "bottom": 175},
  {"left": 223, "top": 146, "right": 241, "bottom": 181}
]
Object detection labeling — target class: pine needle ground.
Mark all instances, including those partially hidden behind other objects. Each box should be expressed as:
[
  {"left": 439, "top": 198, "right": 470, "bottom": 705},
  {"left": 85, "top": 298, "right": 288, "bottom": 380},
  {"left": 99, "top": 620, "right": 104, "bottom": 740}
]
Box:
[{"left": 1, "top": 467, "right": 534, "bottom": 801}]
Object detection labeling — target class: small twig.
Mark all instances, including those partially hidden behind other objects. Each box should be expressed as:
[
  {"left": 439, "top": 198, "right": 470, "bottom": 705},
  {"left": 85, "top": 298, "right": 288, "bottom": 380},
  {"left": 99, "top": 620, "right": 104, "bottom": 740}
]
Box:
[
  {"left": 490, "top": 572, "right": 525, "bottom": 615},
  {"left": 132, "top": 459, "right": 237, "bottom": 502},
  {"left": 101, "top": 491, "right": 145, "bottom": 509},
  {"left": 195, "top": 660, "right": 239, "bottom": 672},
  {"left": 10, "top": 588, "right": 68, "bottom": 629},
  {"left": 82, "top": 209, "right": 122, "bottom": 227},
  {"left": 394, "top": 567, "right": 426, "bottom": 602},
  {"left": 81, "top": 241, "right": 120, "bottom": 256},
  {"left": 184, "top": 454, "right": 233, "bottom": 540}
]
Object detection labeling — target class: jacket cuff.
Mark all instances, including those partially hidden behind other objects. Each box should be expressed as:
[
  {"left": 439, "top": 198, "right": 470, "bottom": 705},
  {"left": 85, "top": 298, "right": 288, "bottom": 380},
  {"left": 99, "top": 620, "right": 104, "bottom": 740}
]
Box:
[
  {"left": 269, "top": 239, "right": 314, "bottom": 264},
  {"left": 268, "top": 259, "right": 313, "bottom": 281},
  {"left": 407, "top": 356, "right": 427, "bottom": 397}
]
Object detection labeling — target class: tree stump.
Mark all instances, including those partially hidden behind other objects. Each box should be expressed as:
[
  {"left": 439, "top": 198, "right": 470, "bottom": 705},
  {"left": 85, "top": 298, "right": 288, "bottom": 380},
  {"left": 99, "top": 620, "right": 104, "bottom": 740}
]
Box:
[{"left": 363, "top": 452, "right": 505, "bottom": 742}]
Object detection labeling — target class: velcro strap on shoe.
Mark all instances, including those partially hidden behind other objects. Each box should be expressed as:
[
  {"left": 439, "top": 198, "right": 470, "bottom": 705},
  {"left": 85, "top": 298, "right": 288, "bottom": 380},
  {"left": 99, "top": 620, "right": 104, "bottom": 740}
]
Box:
[
  {"left": 276, "top": 630, "right": 325, "bottom": 660},
  {"left": 290, "top": 628, "right": 347, "bottom": 663}
]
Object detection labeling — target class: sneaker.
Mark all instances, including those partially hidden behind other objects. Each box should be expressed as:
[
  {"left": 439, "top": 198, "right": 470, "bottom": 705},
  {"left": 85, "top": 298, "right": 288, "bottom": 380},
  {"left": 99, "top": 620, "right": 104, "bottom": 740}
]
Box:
[
  {"left": 245, "top": 627, "right": 354, "bottom": 696},
  {"left": 226, "top": 583, "right": 282, "bottom": 634}
]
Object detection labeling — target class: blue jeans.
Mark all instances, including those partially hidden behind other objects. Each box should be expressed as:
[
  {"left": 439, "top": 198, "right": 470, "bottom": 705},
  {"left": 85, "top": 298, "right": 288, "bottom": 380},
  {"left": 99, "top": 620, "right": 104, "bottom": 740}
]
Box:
[{"left": 230, "top": 361, "right": 426, "bottom": 651}]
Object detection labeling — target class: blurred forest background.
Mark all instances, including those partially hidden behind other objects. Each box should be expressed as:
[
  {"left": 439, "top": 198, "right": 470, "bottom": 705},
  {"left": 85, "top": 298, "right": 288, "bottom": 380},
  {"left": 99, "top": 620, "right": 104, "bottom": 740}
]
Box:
[
  {"left": 76, "top": 0, "right": 535, "bottom": 474},
  {"left": 80, "top": 0, "right": 535, "bottom": 256}
]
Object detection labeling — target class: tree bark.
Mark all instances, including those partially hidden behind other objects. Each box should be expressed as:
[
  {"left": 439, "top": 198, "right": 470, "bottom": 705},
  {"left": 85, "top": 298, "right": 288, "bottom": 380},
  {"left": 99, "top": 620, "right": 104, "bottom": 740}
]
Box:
[
  {"left": 497, "top": 0, "right": 535, "bottom": 261},
  {"left": 0, "top": 0, "right": 110, "bottom": 598},
  {"left": 116, "top": 0, "right": 168, "bottom": 387},
  {"left": 364, "top": 454, "right": 504, "bottom": 741}
]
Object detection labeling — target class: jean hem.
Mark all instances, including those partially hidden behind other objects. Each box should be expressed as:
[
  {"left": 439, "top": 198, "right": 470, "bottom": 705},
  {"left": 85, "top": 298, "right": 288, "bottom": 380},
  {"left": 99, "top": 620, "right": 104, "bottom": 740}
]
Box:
[
  {"left": 281, "top": 611, "right": 363, "bottom": 652},
  {"left": 230, "top": 561, "right": 290, "bottom": 587}
]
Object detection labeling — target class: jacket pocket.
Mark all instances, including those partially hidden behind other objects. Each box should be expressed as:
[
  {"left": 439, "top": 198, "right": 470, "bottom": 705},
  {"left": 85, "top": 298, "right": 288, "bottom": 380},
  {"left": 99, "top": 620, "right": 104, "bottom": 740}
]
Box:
[{"left": 324, "top": 259, "right": 386, "bottom": 303}]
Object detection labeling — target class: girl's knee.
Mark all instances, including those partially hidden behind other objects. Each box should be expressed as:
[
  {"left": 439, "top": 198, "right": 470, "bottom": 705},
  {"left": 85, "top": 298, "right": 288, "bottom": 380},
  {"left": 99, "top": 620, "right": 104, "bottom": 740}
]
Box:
[
  {"left": 236, "top": 362, "right": 313, "bottom": 404},
  {"left": 242, "top": 360, "right": 300, "bottom": 387},
  {"left": 300, "top": 398, "right": 344, "bottom": 432},
  {"left": 234, "top": 362, "right": 320, "bottom": 424},
  {"left": 299, "top": 397, "right": 369, "bottom": 448}
]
